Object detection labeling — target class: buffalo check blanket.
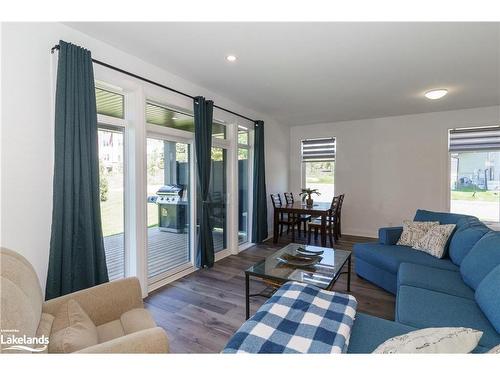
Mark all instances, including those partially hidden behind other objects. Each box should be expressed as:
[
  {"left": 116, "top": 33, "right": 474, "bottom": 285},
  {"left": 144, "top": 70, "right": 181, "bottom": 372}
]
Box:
[{"left": 223, "top": 281, "right": 357, "bottom": 353}]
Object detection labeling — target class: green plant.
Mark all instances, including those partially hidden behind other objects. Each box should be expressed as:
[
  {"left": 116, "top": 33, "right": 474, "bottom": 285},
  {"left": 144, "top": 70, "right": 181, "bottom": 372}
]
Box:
[{"left": 299, "top": 188, "right": 321, "bottom": 202}]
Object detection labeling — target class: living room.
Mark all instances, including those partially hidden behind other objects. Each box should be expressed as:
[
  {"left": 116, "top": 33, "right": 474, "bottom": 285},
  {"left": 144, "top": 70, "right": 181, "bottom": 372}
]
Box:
[{"left": 1, "top": 1, "right": 500, "bottom": 373}]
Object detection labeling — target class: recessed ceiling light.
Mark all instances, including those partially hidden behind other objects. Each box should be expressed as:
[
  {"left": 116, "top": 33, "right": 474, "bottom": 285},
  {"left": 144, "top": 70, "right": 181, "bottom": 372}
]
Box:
[
  {"left": 425, "top": 89, "right": 448, "bottom": 100},
  {"left": 172, "top": 117, "right": 178, "bottom": 120},
  {"left": 226, "top": 55, "right": 237, "bottom": 62}
]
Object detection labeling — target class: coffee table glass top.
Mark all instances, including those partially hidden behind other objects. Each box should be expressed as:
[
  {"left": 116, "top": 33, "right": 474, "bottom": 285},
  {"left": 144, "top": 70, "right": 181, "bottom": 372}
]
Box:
[{"left": 246, "top": 243, "right": 351, "bottom": 289}]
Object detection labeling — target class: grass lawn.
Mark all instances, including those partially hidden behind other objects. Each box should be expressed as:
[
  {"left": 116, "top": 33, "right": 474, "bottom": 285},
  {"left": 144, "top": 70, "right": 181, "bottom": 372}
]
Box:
[
  {"left": 451, "top": 190, "right": 500, "bottom": 202},
  {"left": 100, "top": 184, "right": 159, "bottom": 237}
]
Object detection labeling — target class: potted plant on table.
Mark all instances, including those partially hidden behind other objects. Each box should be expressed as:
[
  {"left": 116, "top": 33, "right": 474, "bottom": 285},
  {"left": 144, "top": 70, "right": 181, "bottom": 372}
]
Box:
[{"left": 299, "top": 188, "right": 320, "bottom": 207}]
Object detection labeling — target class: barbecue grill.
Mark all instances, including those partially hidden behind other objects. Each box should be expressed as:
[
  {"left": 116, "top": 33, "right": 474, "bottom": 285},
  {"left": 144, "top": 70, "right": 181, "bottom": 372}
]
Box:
[{"left": 148, "top": 184, "right": 188, "bottom": 233}]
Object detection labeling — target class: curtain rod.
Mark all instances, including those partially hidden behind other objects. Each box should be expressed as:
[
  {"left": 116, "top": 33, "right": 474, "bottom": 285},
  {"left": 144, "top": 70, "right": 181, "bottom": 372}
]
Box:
[{"left": 51, "top": 44, "right": 256, "bottom": 123}]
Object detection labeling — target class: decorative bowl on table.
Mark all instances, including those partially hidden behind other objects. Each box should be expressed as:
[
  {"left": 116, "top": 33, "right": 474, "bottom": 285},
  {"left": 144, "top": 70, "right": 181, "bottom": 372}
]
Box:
[{"left": 277, "top": 253, "right": 322, "bottom": 267}]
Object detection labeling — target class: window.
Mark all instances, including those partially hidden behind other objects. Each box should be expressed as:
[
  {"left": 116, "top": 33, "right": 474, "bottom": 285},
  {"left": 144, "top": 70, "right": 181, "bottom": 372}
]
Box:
[
  {"left": 146, "top": 101, "right": 226, "bottom": 138},
  {"left": 301, "top": 138, "right": 335, "bottom": 203},
  {"left": 210, "top": 147, "right": 228, "bottom": 252},
  {"left": 98, "top": 126, "right": 125, "bottom": 280},
  {"left": 449, "top": 127, "right": 500, "bottom": 223},
  {"left": 96, "top": 87, "right": 124, "bottom": 118},
  {"left": 238, "top": 126, "right": 250, "bottom": 244},
  {"left": 146, "top": 137, "right": 192, "bottom": 281}
]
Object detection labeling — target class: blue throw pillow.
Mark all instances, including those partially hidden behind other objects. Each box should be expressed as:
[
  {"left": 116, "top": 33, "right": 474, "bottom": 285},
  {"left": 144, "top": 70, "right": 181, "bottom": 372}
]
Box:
[
  {"left": 460, "top": 231, "right": 500, "bottom": 290},
  {"left": 475, "top": 264, "right": 500, "bottom": 333},
  {"left": 449, "top": 218, "right": 489, "bottom": 266}
]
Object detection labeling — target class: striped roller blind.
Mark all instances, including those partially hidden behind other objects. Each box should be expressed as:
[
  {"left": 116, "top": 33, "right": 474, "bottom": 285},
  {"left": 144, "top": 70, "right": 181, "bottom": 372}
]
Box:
[
  {"left": 449, "top": 126, "right": 500, "bottom": 152},
  {"left": 301, "top": 137, "right": 336, "bottom": 162}
]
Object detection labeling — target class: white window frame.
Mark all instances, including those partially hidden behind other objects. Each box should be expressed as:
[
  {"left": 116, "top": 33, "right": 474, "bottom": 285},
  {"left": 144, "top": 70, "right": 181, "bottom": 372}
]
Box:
[
  {"left": 446, "top": 127, "right": 500, "bottom": 229},
  {"left": 236, "top": 125, "right": 254, "bottom": 251},
  {"left": 96, "top": 82, "right": 129, "bottom": 282},
  {"left": 145, "top": 128, "right": 196, "bottom": 288},
  {"left": 76, "top": 64, "right": 252, "bottom": 295},
  {"left": 300, "top": 137, "right": 336, "bottom": 202}
]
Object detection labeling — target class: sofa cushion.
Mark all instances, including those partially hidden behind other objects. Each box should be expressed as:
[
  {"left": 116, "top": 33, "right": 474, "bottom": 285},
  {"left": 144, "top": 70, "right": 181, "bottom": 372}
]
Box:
[
  {"left": 396, "top": 285, "right": 500, "bottom": 349},
  {"left": 96, "top": 308, "right": 157, "bottom": 343},
  {"left": 413, "top": 209, "right": 473, "bottom": 225},
  {"left": 347, "top": 313, "right": 415, "bottom": 353},
  {"left": 49, "top": 299, "right": 99, "bottom": 353},
  {"left": 449, "top": 217, "right": 489, "bottom": 266},
  {"left": 460, "top": 231, "right": 500, "bottom": 290},
  {"left": 120, "top": 308, "right": 157, "bottom": 335},
  {"left": 475, "top": 264, "right": 500, "bottom": 333},
  {"left": 397, "top": 263, "right": 474, "bottom": 300},
  {"left": 354, "top": 242, "right": 458, "bottom": 275}
]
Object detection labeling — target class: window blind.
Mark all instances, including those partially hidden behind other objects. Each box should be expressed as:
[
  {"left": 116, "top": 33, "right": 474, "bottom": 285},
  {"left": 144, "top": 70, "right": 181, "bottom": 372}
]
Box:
[
  {"left": 301, "top": 137, "right": 336, "bottom": 162},
  {"left": 95, "top": 87, "right": 124, "bottom": 119},
  {"left": 449, "top": 126, "right": 500, "bottom": 152}
]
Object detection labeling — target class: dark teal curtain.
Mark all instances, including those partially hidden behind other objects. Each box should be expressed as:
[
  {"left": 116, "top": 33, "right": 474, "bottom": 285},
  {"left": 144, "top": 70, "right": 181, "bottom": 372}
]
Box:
[
  {"left": 46, "top": 41, "right": 109, "bottom": 300},
  {"left": 194, "top": 96, "right": 215, "bottom": 268},
  {"left": 252, "top": 120, "right": 268, "bottom": 242}
]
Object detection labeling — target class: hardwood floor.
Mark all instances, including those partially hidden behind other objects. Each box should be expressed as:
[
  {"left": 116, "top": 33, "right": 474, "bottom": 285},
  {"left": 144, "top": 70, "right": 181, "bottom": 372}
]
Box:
[{"left": 144, "top": 232, "right": 395, "bottom": 353}]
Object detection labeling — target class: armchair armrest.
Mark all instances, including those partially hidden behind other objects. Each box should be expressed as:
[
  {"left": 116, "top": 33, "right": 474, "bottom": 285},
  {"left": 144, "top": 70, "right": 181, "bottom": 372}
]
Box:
[
  {"left": 43, "top": 277, "right": 143, "bottom": 326},
  {"left": 75, "top": 327, "right": 169, "bottom": 353},
  {"left": 378, "top": 226, "right": 403, "bottom": 245}
]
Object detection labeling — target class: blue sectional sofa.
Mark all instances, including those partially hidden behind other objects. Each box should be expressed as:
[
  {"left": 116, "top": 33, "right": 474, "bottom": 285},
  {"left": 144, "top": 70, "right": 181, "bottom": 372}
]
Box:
[{"left": 347, "top": 209, "right": 500, "bottom": 353}]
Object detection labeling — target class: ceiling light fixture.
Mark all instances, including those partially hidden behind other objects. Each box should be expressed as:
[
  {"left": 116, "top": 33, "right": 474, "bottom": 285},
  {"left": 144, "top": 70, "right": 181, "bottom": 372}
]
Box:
[
  {"left": 226, "top": 55, "right": 237, "bottom": 62},
  {"left": 172, "top": 117, "right": 178, "bottom": 120},
  {"left": 425, "top": 89, "right": 448, "bottom": 100}
]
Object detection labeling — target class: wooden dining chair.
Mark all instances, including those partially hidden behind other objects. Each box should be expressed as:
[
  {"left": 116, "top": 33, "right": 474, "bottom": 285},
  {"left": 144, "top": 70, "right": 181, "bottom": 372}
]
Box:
[
  {"left": 307, "top": 195, "right": 341, "bottom": 246},
  {"left": 270, "top": 193, "right": 297, "bottom": 237},
  {"left": 283, "top": 192, "right": 311, "bottom": 237},
  {"left": 337, "top": 193, "right": 345, "bottom": 238}
]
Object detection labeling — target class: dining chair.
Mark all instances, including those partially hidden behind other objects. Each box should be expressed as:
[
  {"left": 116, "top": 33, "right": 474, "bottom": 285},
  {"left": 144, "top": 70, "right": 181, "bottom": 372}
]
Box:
[
  {"left": 283, "top": 192, "right": 311, "bottom": 237},
  {"left": 307, "top": 195, "right": 341, "bottom": 246},
  {"left": 337, "top": 193, "right": 345, "bottom": 238},
  {"left": 270, "top": 193, "right": 297, "bottom": 237}
]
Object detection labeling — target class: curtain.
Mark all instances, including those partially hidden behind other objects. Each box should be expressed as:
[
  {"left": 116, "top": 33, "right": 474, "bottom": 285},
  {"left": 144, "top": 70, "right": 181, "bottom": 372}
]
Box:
[
  {"left": 194, "top": 96, "right": 215, "bottom": 268},
  {"left": 46, "top": 40, "right": 109, "bottom": 300},
  {"left": 252, "top": 120, "right": 268, "bottom": 242}
]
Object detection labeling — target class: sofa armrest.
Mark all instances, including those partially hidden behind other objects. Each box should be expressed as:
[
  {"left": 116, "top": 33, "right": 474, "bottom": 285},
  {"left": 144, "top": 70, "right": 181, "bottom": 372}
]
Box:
[
  {"left": 75, "top": 327, "right": 169, "bottom": 353},
  {"left": 43, "top": 277, "right": 143, "bottom": 326},
  {"left": 378, "top": 226, "right": 403, "bottom": 245}
]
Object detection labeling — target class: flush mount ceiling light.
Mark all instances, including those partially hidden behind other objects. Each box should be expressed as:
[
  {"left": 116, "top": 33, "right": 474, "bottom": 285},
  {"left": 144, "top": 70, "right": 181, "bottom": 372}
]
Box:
[
  {"left": 425, "top": 89, "right": 448, "bottom": 100},
  {"left": 226, "top": 55, "right": 237, "bottom": 62}
]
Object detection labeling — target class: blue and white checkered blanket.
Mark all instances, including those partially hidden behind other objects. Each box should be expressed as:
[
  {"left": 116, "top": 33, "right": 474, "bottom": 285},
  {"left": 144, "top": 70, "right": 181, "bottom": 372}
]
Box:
[{"left": 223, "top": 281, "right": 357, "bottom": 353}]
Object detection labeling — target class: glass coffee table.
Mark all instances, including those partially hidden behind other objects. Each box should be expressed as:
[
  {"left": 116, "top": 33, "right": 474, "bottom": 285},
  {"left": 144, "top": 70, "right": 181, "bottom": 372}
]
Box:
[{"left": 245, "top": 243, "right": 352, "bottom": 319}]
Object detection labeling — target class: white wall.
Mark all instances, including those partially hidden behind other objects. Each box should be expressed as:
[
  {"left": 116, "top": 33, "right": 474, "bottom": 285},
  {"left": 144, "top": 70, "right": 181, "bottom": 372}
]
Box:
[
  {"left": 290, "top": 106, "right": 500, "bottom": 237},
  {"left": 1, "top": 22, "right": 289, "bottom": 293}
]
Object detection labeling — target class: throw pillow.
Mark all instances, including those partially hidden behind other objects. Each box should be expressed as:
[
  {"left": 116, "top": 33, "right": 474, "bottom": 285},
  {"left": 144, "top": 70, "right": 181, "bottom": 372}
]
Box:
[
  {"left": 412, "top": 224, "right": 456, "bottom": 258},
  {"left": 49, "top": 299, "right": 98, "bottom": 353},
  {"left": 488, "top": 344, "right": 500, "bottom": 353},
  {"left": 396, "top": 220, "right": 439, "bottom": 247},
  {"left": 373, "top": 327, "right": 483, "bottom": 354}
]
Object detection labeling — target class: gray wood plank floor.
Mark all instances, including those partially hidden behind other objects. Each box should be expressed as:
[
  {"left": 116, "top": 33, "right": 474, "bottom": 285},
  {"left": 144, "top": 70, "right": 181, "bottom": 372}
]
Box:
[{"left": 103, "top": 228, "right": 224, "bottom": 280}]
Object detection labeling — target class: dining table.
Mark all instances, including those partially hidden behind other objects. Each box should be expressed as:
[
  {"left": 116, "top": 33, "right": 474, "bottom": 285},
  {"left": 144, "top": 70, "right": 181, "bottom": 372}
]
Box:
[{"left": 273, "top": 201, "right": 332, "bottom": 246}]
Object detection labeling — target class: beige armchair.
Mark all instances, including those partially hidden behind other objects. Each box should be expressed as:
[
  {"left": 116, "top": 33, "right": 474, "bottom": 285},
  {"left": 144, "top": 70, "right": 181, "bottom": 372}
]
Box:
[{"left": 0, "top": 247, "right": 169, "bottom": 353}]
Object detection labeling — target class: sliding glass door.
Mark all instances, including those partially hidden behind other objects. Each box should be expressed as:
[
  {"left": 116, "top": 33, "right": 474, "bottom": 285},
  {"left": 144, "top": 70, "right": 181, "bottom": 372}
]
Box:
[
  {"left": 210, "top": 147, "right": 228, "bottom": 252},
  {"left": 147, "top": 136, "right": 192, "bottom": 282}
]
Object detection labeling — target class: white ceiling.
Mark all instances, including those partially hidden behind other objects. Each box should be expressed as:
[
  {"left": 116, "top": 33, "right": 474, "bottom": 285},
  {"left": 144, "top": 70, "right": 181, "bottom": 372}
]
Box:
[{"left": 66, "top": 22, "right": 500, "bottom": 126}]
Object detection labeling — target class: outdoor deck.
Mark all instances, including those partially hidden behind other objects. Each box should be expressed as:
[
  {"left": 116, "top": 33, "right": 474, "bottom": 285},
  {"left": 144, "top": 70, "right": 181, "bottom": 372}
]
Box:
[{"left": 103, "top": 227, "right": 224, "bottom": 280}]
